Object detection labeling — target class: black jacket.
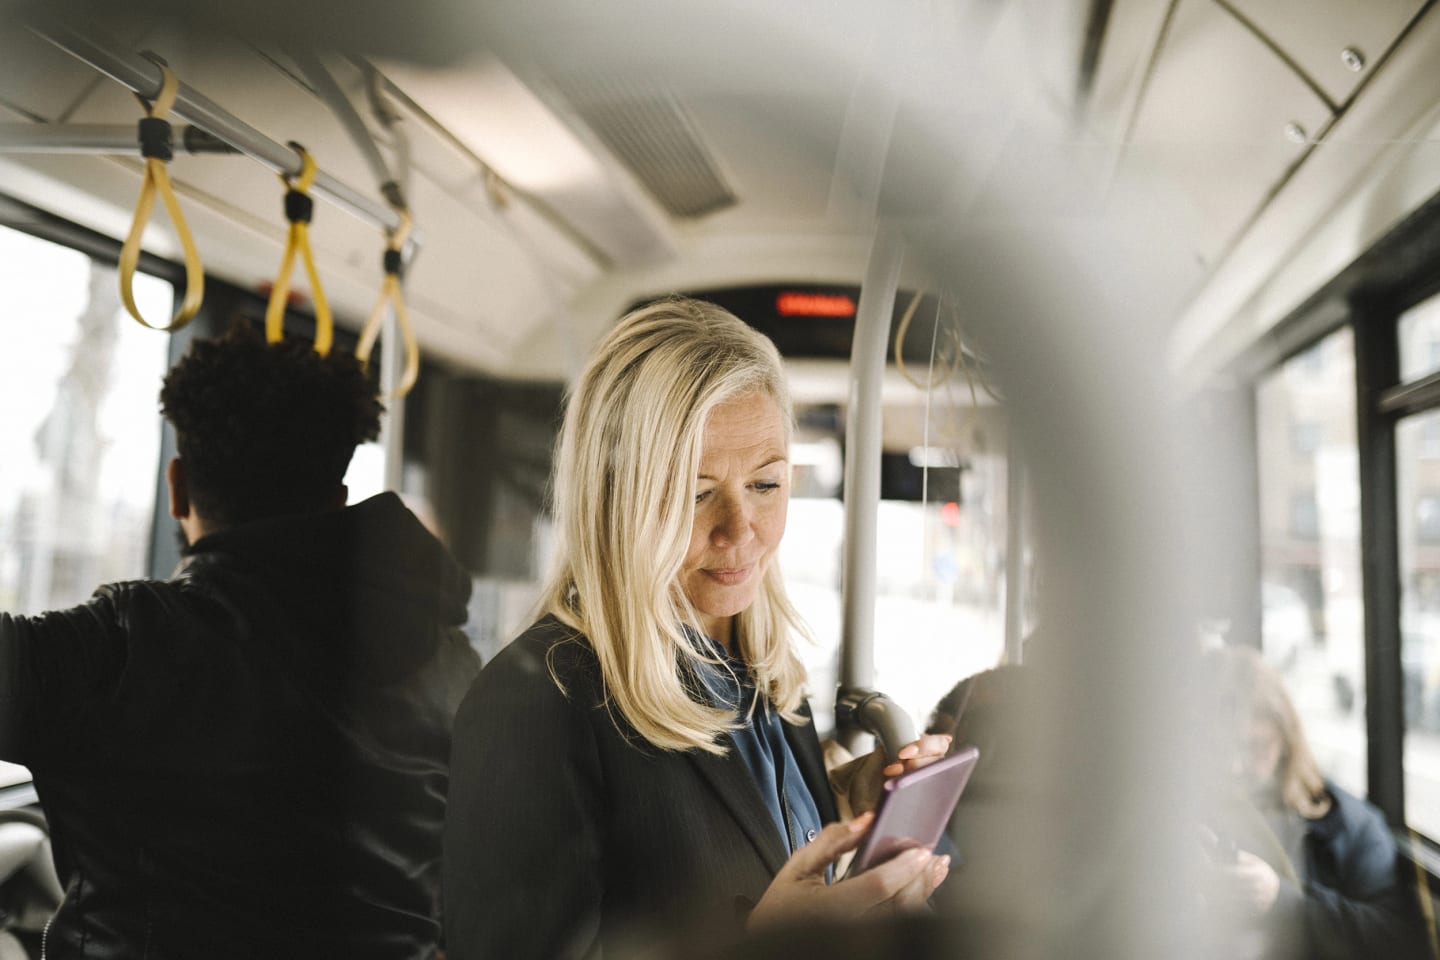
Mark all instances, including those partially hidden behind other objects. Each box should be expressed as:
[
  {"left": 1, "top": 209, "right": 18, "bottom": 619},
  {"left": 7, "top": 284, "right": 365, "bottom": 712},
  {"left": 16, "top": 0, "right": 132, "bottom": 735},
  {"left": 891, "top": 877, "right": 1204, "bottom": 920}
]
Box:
[
  {"left": 1268, "top": 782, "right": 1428, "bottom": 960},
  {"left": 0, "top": 493, "right": 480, "bottom": 959},
  {"left": 443, "top": 616, "right": 838, "bottom": 959}
]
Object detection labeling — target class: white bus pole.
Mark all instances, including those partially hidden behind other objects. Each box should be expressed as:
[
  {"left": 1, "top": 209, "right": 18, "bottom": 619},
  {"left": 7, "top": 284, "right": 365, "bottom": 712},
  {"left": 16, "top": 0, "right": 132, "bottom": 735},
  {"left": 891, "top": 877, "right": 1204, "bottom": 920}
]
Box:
[{"left": 837, "top": 227, "right": 906, "bottom": 752}]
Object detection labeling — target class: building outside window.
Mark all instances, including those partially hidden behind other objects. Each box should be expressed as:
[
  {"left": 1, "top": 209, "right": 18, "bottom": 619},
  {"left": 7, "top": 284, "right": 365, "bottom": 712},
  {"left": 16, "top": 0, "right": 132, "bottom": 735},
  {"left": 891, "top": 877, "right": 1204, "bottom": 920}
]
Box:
[{"left": 0, "top": 224, "right": 173, "bottom": 787}]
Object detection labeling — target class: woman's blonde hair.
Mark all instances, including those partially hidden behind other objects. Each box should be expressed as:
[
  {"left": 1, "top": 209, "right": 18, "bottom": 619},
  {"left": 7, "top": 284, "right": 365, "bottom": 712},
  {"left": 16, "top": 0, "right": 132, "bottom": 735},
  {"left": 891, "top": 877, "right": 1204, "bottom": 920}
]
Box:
[
  {"left": 1213, "top": 646, "right": 1332, "bottom": 819},
  {"left": 539, "top": 297, "right": 810, "bottom": 753}
]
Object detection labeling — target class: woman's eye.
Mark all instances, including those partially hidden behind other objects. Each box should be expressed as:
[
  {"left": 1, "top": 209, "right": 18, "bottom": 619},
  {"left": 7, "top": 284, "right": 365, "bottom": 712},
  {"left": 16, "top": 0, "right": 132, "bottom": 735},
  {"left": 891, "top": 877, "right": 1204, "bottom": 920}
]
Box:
[
  {"left": 695, "top": 489, "right": 713, "bottom": 504},
  {"left": 753, "top": 481, "right": 780, "bottom": 493}
]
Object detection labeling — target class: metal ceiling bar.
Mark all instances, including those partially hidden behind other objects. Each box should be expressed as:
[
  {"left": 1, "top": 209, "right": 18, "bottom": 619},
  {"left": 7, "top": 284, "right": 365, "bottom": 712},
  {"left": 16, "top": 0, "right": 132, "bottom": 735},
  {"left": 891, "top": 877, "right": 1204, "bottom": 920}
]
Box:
[
  {"left": 1004, "top": 436, "right": 1027, "bottom": 664},
  {"left": 366, "top": 67, "right": 612, "bottom": 270},
  {"left": 30, "top": 19, "right": 409, "bottom": 237},
  {"left": 290, "top": 49, "right": 405, "bottom": 210},
  {"left": 1076, "top": 0, "right": 1114, "bottom": 107},
  {"left": 0, "top": 123, "right": 238, "bottom": 154}
]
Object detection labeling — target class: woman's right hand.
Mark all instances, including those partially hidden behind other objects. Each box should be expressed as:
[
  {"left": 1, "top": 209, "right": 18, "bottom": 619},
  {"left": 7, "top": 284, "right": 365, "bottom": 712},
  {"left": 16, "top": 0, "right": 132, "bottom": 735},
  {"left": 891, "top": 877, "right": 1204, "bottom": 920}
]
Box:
[
  {"left": 1209, "top": 848, "right": 1281, "bottom": 919},
  {"left": 746, "top": 812, "right": 949, "bottom": 933}
]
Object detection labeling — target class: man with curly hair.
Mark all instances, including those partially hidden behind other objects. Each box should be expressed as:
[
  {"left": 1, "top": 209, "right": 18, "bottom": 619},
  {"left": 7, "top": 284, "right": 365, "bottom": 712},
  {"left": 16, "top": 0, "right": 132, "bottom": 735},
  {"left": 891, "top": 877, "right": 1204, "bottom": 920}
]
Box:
[{"left": 0, "top": 325, "right": 480, "bottom": 959}]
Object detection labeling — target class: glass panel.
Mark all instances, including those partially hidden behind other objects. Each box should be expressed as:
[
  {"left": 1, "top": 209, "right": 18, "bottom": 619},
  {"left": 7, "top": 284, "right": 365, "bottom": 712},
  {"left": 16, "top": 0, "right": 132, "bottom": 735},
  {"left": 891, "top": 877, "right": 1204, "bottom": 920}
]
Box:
[
  {"left": 0, "top": 225, "right": 172, "bottom": 785},
  {"left": 1395, "top": 413, "right": 1440, "bottom": 839},
  {"left": 0, "top": 225, "right": 173, "bottom": 613},
  {"left": 1256, "top": 328, "right": 1366, "bottom": 798},
  {"left": 344, "top": 441, "right": 388, "bottom": 502},
  {"left": 782, "top": 497, "right": 844, "bottom": 727},
  {"left": 1398, "top": 291, "right": 1440, "bottom": 383},
  {"left": 781, "top": 442, "right": 1009, "bottom": 735}
]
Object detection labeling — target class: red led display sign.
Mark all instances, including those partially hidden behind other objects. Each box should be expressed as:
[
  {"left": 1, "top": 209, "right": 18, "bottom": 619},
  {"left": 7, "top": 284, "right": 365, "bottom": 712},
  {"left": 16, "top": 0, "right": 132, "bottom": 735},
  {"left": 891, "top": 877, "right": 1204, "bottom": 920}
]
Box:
[{"left": 776, "top": 292, "right": 857, "bottom": 318}]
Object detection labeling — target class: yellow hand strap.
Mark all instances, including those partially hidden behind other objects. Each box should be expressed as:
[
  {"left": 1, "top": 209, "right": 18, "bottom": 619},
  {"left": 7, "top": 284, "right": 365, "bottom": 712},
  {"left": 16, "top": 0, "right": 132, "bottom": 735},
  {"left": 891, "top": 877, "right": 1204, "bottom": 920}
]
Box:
[
  {"left": 118, "top": 63, "right": 205, "bottom": 331},
  {"left": 356, "top": 209, "right": 420, "bottom": 397},
  {"left": 265, "top": 144, "right": 333, "bottom": 355}
]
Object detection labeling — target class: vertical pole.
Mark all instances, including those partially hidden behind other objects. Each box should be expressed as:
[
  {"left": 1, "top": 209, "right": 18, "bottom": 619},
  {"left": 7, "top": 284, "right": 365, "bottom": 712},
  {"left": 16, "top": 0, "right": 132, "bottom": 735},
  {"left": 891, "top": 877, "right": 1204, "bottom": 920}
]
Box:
[
  {"left": 1004, "top": 435, "right": 1026, "bottom": 664},
  {"left": 1352, "top": 307, "right": 1405, "bottom": 825},
  {"left": 380, "top": 311, "right": 406, "bottom": 493},
  {"left": 839, "top": 227, "right": 905, "bottom": 694}
]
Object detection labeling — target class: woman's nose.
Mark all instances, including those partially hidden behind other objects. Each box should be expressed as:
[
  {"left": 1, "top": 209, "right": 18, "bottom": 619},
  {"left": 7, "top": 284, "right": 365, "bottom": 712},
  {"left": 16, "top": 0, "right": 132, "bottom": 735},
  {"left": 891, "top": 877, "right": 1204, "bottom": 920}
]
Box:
[{"left": 710, "top": 496, "right": 753, "bottom": 547}]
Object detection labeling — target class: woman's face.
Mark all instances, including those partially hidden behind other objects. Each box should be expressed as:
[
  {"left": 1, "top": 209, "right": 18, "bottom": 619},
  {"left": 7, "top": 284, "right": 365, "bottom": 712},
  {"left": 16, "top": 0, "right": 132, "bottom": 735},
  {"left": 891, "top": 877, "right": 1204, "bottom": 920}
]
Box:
[
  {"left": 681, "top": 391, "right": 789, "bottom": 648},
  {"left": 1232, "top": 710, "right": 1285, "bottom": 796}
]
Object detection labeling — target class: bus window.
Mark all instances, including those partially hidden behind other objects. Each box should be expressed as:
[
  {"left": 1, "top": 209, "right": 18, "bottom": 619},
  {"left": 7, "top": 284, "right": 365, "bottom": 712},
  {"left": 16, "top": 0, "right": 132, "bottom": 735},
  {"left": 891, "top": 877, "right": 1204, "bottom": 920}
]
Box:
[
  {"left": 1256, "top": 327, "right": 1365, "bottom": 799},
  {"left": 344, "top": 441, "right": 389, "bottom": 504},
  {"left": 1394, "top": 412, "right": 1440, "bottom": 839},
  {"left": 0, "top": 223, "right": 172, "bottom": 614},
  {"left": 1398, "top": 292, "right": 1440, "bottom": 384},
  {"left": 779, "top": 403, "right": 1009, "bottom": 733}
]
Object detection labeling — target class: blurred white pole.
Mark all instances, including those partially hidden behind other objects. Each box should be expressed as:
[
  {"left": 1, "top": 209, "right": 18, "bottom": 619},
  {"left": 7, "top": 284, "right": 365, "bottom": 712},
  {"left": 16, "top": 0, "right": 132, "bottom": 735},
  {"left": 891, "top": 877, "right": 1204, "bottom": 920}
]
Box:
[{"left": 1005, "top": 433, "right": 1027, "bottom": 664}]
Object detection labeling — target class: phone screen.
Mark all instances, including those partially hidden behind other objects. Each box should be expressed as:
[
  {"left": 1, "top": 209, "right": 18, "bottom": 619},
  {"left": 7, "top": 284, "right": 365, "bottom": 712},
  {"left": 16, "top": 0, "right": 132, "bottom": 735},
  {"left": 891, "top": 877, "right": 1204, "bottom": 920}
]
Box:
[{"left": 848, "top": 745, "right": 979, "bottom": 875}]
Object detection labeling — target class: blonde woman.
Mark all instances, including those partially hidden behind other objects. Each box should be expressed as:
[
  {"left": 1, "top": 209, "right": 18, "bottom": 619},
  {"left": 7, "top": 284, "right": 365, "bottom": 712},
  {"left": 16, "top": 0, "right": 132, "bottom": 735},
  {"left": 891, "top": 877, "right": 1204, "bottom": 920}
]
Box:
[
  {"left": 444, "top": 298, "right": 950, "bottom": 958},
  {"left": 1208, "top": 646, "right": 1426, "bottom": 959}
]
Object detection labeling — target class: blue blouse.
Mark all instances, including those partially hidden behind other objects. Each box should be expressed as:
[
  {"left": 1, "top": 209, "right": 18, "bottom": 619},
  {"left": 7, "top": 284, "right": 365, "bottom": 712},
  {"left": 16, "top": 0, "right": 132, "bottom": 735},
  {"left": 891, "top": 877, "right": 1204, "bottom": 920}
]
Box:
[{"left": 692, "top": 636, "right": 825, "bottom": 859}]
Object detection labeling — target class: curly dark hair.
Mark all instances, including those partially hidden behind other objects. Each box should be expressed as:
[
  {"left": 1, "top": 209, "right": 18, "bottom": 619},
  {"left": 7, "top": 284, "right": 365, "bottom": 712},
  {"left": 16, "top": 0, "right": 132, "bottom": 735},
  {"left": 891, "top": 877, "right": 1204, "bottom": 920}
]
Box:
[{"left": 159, "top": 324, "right": 383, "bottom": 529}]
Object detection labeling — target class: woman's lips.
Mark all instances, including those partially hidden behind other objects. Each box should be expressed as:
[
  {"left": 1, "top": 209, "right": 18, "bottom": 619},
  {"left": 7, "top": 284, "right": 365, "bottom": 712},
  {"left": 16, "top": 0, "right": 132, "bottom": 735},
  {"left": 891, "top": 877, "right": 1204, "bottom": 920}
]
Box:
[{"left": 704, "top": 566, "right": 752, "bottom": 585}]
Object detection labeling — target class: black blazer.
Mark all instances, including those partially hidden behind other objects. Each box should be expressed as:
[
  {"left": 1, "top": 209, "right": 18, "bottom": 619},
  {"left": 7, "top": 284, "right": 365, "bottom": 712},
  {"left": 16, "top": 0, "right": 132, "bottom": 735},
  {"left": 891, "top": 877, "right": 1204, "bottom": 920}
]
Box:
[
  {"left": 443, "top": 616, "right": 839, "bottom": 959},
  {"left": 1, "top": 494, "right": 479, "bottom": 960}
]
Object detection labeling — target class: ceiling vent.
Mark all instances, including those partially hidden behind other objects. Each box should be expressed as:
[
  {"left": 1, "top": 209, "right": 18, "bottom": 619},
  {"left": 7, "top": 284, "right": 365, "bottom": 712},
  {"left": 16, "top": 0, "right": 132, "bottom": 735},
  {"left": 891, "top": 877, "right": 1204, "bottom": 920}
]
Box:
[{"left": 556, "top": 74, "right": 737, "bottom": 219}]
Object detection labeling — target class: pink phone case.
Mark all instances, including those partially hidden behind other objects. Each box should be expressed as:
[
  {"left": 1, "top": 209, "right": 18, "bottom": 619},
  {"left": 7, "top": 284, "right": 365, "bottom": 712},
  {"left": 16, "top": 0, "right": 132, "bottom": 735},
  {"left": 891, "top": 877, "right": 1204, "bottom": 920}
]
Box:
[{"left": 848, "top": 745, "right": 979, "bottom": 875}]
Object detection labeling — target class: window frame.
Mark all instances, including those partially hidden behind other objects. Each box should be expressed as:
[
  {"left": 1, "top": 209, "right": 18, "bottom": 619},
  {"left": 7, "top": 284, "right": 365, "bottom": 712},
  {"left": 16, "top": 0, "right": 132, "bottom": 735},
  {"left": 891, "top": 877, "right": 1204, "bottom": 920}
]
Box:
[
  {"left": 0, "top": 192, "right": 389, "bottom": 581},
  {"left": 1241, "top": 184, "right": 1440, "bottom": 857},
  {"left": 0, "top": 193, "right": 187, "bottom": 585}
]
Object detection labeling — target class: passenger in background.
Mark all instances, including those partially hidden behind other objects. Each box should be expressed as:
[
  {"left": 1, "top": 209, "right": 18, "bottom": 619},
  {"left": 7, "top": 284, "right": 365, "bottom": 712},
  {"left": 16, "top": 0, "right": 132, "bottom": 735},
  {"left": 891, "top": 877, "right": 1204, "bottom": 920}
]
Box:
[
  {"left": 0, "top": 325, "right": 480, "bottom": 959},
  {"left": 1206, "top": 646, "right": 1427, "bottom": 960},
  {"left": 925, "top": 664, "right": 1023, "bottom": 744},
  {"left": 691, "top": 664, "right": 1037, "bottom": 960},
  {"left": 922, "top": 665, "right": 1038, "bottom": 923},
  {"left": 444, "top": 298, "right": 950, "bottom": 959}
]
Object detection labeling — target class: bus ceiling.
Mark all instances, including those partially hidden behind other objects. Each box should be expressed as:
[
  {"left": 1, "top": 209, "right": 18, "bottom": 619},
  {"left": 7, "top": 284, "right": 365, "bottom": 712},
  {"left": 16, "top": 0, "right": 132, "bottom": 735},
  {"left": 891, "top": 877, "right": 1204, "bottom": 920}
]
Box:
[{"left": 0, "top": 1, "right": 1437, "bottom": 386}]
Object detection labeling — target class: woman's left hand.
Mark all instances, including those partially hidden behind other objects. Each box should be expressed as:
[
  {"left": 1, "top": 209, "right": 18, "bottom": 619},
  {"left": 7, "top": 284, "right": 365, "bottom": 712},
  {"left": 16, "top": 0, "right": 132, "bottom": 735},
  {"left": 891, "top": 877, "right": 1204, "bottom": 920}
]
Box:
[
  {"left": 881, "top": 734, "right": 953, "bottom": 779},
  {"left": 831, "top": 734, "right": 953, "bottom": 817}
]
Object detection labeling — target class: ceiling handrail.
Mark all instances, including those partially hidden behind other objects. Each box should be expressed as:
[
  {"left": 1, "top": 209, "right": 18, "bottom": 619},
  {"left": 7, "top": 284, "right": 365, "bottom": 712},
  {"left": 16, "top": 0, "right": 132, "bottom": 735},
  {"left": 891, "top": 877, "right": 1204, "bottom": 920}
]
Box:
[
  {"left": 0, "top": 123, "right": 239, "bottom": 154},
  {"left": 30, "top": 17, "right": 416, "bottom": 245}
]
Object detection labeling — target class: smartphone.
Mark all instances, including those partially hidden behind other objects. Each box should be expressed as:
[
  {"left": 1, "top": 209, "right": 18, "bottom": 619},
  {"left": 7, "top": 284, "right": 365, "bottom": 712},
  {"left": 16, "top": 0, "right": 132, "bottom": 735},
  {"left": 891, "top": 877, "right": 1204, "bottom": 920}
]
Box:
[{"left": 847, "top": 745, "right": 980, "bottom": 875}]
